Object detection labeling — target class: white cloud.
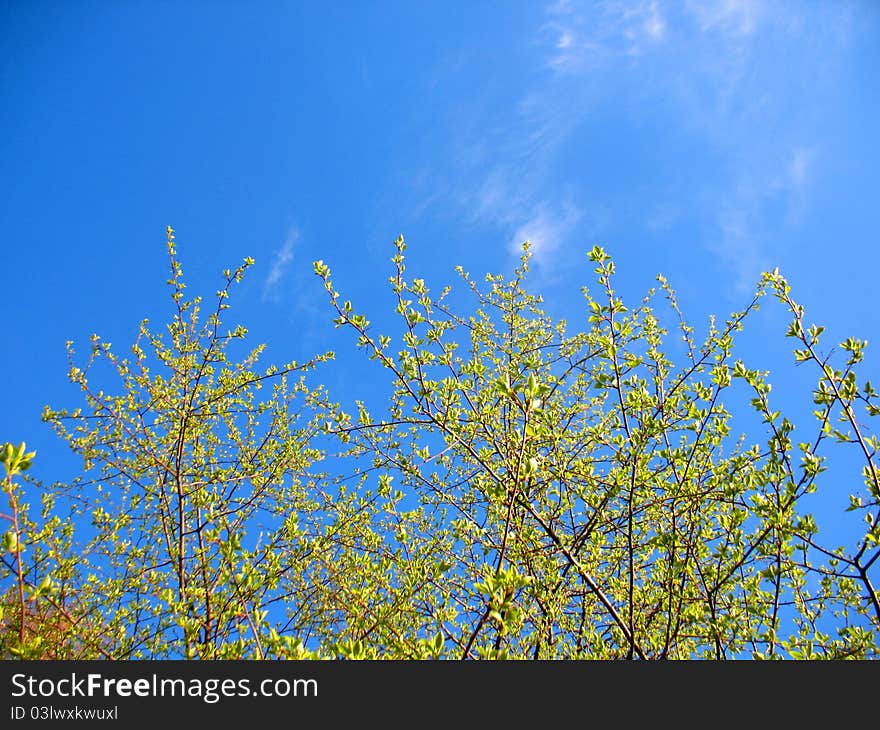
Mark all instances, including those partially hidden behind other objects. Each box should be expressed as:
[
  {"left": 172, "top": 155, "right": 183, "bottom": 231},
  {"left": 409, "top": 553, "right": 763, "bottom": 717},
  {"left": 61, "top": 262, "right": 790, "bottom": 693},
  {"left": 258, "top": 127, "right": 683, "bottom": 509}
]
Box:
[
  {"left": 708, "top": 145, "right": 817, "bottom": 292},
  {"left": 687, "top": 0, "right": 764, "bottom": 37},
  {"left": 533, "top": 1, "right": 852, "bottom": 288},
  {"left": 545, "top": 0, "right": 668, "bottom": 69},
  {"left": 712, "top": 200, "right": 766, "bottom": 293},
  {"left": 263, "top": 229, "right": 299, "bottom": 301},
  {"left": 509, "top": 203, "right": 582, "bottom": 267},
  {"left": 427, "top": 0, "right": 852, "bottom": 287},
  {"left": 787, "top": 147, "right": 813, "bottom": 191},
  {"left": 644, "top": 2, "right": 666, "bottom": 40},
  {"left": 469, "top": 170, "right": 584, "bottom": 272}
]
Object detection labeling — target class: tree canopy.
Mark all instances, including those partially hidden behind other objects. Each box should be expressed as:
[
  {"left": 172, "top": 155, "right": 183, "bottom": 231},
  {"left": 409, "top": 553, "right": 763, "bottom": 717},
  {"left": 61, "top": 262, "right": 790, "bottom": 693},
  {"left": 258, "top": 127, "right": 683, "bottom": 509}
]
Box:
[{"left": 3, "top": 227, "right": 878, "bottom": 659}]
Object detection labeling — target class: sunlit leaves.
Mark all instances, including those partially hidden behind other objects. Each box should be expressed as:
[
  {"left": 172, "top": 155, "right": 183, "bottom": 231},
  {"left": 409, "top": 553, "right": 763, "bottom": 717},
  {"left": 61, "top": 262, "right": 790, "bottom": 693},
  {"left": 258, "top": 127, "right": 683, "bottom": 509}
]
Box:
[
  {"left": 4, "top": 229, "right": 879, "bottom": 660},
  {"left": 316, "top": 237, "right": 880, "bottom": 659}
]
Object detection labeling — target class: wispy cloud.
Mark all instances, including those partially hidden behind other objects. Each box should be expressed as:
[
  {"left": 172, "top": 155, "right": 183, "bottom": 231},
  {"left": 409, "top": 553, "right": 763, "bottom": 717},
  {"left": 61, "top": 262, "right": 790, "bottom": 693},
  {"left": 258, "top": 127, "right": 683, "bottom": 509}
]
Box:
[
  {"left": 687, "top": 0, "right": 763, "bottom": 37},
  {"left": 466, "top": 167, "right": 591, "bottom": 275},
  {"left": 533, "top": 0, "right": 851, "bottom": 288},
  {"left": 418, "top": 0, "right": 854, "bottom": 288},
  {"left": 262, "top": 228, "right": 299, "bottom": 302},
  {"left": 509, "top": 202, "right": 582, "bottom": 267},
  {"left": 438, "top": 0, "right": 679, "bottom": 274},
  {"left": 787, "top": 147, "right": 813, "bottom": 192},
  {"left": 644, "top": 3, "right": 666, "bottom": 41},
  {"left": 545, "top": 0, "right": 669, "bottom": 71},
  {"left": 707, "top": 144, "right": 817, "bottom": 290}
]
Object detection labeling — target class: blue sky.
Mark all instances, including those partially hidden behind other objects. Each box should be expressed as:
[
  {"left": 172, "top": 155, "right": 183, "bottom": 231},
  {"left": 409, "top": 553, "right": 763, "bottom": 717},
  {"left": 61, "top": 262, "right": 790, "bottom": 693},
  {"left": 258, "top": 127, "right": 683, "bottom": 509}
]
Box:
[{"left": 2, "top": 0, "right": 879, "bottom": 513}]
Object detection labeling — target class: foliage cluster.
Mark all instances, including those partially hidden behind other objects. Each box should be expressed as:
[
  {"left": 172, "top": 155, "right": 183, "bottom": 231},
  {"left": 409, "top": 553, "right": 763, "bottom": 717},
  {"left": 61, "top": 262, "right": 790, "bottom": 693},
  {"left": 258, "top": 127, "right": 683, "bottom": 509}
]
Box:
[{"left": 3, "top": 227, "right": 878, "bottom": 659}]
